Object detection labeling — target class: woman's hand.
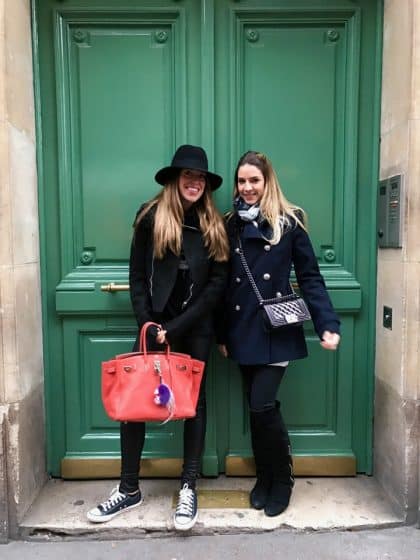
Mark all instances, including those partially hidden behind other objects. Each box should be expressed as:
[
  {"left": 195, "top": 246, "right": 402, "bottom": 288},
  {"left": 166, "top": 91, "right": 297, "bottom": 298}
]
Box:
[
  {"left": 320, "top": 331, "right": 340, "bottom": 351},
  {"left": 156, "top": 328, "right": 167, "bottom": 345},
  {"left": 218, "top": 344, "right": 228, "bottom": 358}
]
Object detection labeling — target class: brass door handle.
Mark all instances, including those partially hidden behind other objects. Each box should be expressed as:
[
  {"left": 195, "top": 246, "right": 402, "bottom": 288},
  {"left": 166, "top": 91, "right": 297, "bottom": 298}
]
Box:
[
  {"left": 101, "top": 282, "right": 298, "bottom": 293},
  {"left": 100, "top": 283, "right": 130, "bottom": 292}
]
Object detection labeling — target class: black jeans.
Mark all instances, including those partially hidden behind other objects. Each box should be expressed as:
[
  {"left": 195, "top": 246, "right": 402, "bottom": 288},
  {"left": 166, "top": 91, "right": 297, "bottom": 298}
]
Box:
[
  {"left": 240, "top": 364, "right": 286, "bottom": 412},
  {"left": 240, "top": 364, "right": 291, "bottom": 481},
  {"left": 119, "top": 334, "right": 212, "bottom": 493}
]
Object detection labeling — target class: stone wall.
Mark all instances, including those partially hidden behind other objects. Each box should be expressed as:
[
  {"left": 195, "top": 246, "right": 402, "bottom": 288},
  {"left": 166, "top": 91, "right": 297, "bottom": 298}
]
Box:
[
  {"left": 375, "top": 0, "right": 420, "bottom": 522},
  {"left": 0, "top": 0, "right": 419, "bottom": 542},
  {"left": 0, "top": 0, "right": 47, "bottom": 540}
]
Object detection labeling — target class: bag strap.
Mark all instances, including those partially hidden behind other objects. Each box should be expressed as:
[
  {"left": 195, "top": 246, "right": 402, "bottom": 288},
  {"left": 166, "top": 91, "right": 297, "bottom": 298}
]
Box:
[
  {"left": 236, "top": 236, "right": 265, "bottom": 306},
  {"left": 236, "top": 235, "right": 296, "bottom": 306}
]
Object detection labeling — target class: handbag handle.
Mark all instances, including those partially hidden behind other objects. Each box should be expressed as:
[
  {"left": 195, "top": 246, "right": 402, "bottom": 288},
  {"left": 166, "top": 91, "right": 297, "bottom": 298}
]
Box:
[{"left": 140, "top": 321, "right": 170, "bottom": 356}]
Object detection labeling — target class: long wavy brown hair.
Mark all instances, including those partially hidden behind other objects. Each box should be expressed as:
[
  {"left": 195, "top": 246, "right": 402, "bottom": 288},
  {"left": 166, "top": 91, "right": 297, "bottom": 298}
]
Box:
[
  {"left": 233, "top": 151, "right": 307, "bottom": 244},
  {"left": 136, "top": 174, "right": 229, "bottom": 261}
]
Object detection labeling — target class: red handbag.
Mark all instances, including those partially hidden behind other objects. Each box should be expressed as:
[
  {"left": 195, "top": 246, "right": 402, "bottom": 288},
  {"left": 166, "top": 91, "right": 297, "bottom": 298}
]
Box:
[{"left": 101, "top": 322, "right": 205, "bottom": 424}]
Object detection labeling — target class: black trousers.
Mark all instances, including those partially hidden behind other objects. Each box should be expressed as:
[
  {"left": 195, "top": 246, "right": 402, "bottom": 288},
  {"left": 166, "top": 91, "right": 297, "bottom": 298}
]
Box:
[
  {"left": 119, "top": 334, "right": 212, "bottom": 493},
  {"left": 240, "top": 364, "right": 292, "bottom": 482},
  {"left": 240, "top": 364, "right": 286, "bottom": 412}
]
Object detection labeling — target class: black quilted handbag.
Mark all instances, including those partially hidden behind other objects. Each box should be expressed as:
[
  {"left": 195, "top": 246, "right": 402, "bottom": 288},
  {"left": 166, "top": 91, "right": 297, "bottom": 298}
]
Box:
[
  {"left": 259, "top": 293, "right": 311, "bottom": 328},
  {"left": 236, "top": 236, "right": 311, "bottom": 329}
]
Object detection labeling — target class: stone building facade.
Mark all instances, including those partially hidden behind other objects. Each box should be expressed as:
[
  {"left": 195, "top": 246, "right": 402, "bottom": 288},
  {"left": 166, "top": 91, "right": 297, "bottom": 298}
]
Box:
[
  {"left": 374, "top": 0, "right": 420, "bottom": 524},
  {"left": 0, "top": 0, "right": 419, "bottom": 540}
]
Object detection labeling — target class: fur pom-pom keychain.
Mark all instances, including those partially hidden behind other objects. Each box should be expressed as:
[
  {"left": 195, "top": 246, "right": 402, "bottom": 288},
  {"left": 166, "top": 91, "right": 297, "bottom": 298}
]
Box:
[{"left": 154, "top": 383, "right": 175, "bottom": 424}]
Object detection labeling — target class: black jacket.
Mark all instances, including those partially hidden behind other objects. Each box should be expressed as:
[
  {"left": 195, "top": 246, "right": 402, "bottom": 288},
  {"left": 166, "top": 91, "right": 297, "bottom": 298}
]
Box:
[
  {"left": 222, "top": 213, "right": 340, "bottom": 365},
  {"left": 129, "top": 204, "right": 228, "bottom": 340}
]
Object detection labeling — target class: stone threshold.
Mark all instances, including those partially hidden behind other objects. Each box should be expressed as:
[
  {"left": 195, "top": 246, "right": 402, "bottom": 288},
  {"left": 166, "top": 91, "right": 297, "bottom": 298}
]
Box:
[{"left": 19, "top": 476, "right": 404, "bottom": 540}]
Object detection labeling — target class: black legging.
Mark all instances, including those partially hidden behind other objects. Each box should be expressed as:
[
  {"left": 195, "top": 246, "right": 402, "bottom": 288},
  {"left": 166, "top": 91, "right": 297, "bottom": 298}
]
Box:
[
  {"left": 119, "top": 334, "right": 212, "bottom": 493},
  {"left": 240, "top": 364, "right": 291, "bottom": 483},
  {"left": 240, "top": 364, "right": 286, "bottom": 412}
]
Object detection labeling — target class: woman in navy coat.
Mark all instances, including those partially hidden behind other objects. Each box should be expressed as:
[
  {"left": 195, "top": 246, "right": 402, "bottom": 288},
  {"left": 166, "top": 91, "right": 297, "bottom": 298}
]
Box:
[{"left": 219, "top": 151, "right": 340, "bottom": 517}]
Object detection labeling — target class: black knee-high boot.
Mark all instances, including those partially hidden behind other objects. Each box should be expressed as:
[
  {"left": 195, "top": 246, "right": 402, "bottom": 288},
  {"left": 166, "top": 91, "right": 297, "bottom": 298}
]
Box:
[
  {"left": 249, "top": 410, "right": 271, "bottom": 509},
  {"left": 264, "top": 401, "right": 294, "bottom": 517}
]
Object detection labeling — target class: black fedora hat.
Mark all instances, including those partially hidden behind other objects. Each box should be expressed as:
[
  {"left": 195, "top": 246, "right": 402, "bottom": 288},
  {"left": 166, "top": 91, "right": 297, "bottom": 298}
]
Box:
[{"left": 154, "top": 144, "right": 223, "bottom": 190}]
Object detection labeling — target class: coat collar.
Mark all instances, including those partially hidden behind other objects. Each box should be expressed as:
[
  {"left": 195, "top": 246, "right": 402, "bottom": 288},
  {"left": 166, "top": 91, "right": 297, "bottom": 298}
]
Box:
[
  {"left": 232, "top": 213, "right": 272, "bottom": 241},
  {"left": 241, "top": 222, "right": 268, "bottom": 240}
]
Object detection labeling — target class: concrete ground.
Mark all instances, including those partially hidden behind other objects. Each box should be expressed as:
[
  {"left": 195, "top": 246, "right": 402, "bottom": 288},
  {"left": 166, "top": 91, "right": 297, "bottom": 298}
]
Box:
[
  {"left": 1, "top": 526, "right": 420, "bottom": 560},
  {"left": 19, "top": 475, "right": 403, "bottom": 539}
]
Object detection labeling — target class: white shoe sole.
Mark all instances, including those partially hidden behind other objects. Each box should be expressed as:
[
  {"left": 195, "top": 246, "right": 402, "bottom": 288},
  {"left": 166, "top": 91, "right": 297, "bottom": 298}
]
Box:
[
  {"left": 87, "top": 496, "right": 143, "bottom": 523},
  {"left": 173, "top": 511, "right": 198, "bottom": 531}
]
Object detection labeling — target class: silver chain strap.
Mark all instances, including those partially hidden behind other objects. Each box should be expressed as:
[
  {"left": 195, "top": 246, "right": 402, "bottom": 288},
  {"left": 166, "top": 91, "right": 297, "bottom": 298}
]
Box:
[
  {"left": 236, "top": 235, "right": 298, "bottom": 306},
  {"left": 236, "top": 237, "right": 264, "bottom": 305}
]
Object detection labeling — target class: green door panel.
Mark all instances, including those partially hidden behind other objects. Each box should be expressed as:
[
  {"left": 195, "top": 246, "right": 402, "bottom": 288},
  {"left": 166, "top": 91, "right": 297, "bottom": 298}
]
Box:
[
  {"left": 34, "top": 0, "right": 382, "bottom": 476},
  {"left": 215, "top": 0, "right": 360, "bottom": 280},
  {"left": 61, "top": 317, "right": 221, "bottom": 475},
  {"left": 225, "top": 318, "right": 354, "bottom": 460},
  {"left": 53, "top": 1, "right": 202, "bottom": 278},
  {"left": 243, "top": 26, "right": 342, "bottom": 249},
  {"left": 55, "top": 286, "right": 362, "bottom": 314},
  {"left": 74, "top": 28, "right": 176, "bottom": 263},
  {"left": 214, "top": 0, "right": 372, "bottom": 471}
]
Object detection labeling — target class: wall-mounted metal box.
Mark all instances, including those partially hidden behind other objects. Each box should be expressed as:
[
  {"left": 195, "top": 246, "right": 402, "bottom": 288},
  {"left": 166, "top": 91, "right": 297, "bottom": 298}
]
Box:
[{"left": 377, "top": 175, "right": 403, "bottom": 248}]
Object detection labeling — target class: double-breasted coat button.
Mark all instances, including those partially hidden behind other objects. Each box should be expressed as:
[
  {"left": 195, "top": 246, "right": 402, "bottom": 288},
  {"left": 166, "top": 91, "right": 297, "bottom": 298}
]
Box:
[
  {"left": 235, "top": 304, "right": 241, "bottom": 311},
  {"left": 235, "top": 248, "right": 240, "bottom": 254},
  {"left": 235, "top": 277, "right": 241, "bottom": 283},
  {"left": 263, "top": 273, "right": 271, "bottom": 280},
  {"left": 276, "top": 292, "right": 282, "bottom": 297},
  {"left": 264, "top": 244, "right": 271, "bottom": 251}
]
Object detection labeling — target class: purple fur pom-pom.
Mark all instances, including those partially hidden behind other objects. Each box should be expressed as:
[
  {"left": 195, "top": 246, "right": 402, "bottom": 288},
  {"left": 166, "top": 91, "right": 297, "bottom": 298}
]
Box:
[{"left": 156, "top": 383, "right": 171, "bottom": 406}]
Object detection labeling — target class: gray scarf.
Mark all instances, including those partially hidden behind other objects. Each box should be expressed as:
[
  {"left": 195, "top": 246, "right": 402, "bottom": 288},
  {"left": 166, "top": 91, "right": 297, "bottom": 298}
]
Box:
[{"left": 234, "top": 197, "right": 261, "bottom": 223}]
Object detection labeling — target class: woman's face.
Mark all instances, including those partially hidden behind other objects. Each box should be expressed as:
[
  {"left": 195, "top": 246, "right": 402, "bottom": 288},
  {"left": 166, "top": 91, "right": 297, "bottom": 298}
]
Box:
[
  {"left": 178, "top": 168, "right": 207, "bottom": 209},
  {"left": 237, "top": 163, "right": 265, "bottom": 206}
]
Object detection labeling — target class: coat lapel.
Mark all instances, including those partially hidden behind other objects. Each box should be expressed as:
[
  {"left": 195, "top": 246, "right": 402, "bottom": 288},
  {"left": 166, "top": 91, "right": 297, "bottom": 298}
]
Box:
[{"left": 241, "top": 222, "right": 267, "bottom": 241}]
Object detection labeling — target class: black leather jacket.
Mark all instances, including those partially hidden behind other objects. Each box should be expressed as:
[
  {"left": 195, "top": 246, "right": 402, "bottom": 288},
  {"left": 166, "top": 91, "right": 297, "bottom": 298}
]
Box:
[{"left": 129, "top": 204, "right": 228, "bottom": 341}]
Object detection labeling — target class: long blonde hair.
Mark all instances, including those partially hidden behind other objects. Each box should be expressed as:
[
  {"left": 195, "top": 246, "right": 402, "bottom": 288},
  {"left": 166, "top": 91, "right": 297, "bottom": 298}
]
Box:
[
  {"left": 136, "top": 175, "right": 229, "bottom": 261},
  {"left": 233, "top": 151, "right": 307, "bottom": 244}
]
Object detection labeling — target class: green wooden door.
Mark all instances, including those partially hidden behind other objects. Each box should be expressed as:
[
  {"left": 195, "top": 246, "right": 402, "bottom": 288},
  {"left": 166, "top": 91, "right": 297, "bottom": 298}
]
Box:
[{"left": 34, "top": 0, "right": 381, "bottom": 478}]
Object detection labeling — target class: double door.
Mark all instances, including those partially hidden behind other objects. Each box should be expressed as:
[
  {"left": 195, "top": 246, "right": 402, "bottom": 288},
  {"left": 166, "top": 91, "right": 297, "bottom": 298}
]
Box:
[{"left": 34, "top": 0, "right": 381, "bottom": 477}]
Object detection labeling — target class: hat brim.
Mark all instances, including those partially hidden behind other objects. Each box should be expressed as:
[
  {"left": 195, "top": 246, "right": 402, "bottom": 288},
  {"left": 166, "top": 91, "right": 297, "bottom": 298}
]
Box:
[{"left": 155, "top": 166, "right": 223, "bottom": 191}]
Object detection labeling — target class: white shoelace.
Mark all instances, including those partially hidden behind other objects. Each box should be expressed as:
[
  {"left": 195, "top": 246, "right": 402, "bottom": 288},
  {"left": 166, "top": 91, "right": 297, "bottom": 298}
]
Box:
[
  {"left": 175, "top": 484, "right": 195, "bottom": 517},
  {"left": 99, "top": 487, "right": 125, "bottom": 512}
]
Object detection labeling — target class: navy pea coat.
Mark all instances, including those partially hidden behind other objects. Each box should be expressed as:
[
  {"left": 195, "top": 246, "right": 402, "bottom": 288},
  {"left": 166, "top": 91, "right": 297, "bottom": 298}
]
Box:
[{"left": 223, "top": 214, "right": 340, "bottom": 365}]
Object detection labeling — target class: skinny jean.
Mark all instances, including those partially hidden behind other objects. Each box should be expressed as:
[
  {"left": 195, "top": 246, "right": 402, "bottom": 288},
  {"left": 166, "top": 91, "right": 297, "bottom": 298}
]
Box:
[
  {"left": 119, "top": 334, "right": 212, "bottom": 493},
  {"left": 240, "top": 364, "right": 286, "bottom": 412},
  {"left": 240, "top": 364, "right": 291, "bottom": 469}
]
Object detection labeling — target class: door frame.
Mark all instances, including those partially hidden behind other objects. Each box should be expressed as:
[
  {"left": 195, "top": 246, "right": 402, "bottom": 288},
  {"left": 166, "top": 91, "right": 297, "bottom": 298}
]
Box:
[{"left": 31, "top": 0, "right": 382, "bottom": 477}]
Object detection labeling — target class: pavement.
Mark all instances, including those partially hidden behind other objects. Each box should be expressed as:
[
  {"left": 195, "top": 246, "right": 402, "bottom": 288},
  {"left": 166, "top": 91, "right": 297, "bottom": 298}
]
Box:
[
  {"left": 1, "top": 526, "right": 420, "bottom": 560},
  {"left": 19, "top": 475, "right": 404, "bottom": 538},
  {"left": 1, "top": 476, "right": 418, "bottom": 559}
]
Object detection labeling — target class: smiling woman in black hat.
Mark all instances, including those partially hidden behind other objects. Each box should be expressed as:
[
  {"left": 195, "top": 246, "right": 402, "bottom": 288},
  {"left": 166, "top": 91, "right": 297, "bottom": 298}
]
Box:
[{"left": 87, "top": 145, "right": 228, "bottom": 530}]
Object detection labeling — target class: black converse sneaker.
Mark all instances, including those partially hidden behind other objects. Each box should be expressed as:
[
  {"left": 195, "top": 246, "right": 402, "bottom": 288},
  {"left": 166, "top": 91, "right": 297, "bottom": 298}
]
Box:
[
  {"left": 87, "top": 486, "right": 142, "bottom": 523},
  {"left": 173, "top": 483, "right": 198, "bottom": 531}
]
